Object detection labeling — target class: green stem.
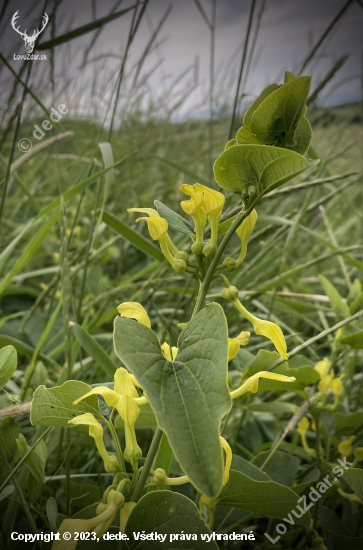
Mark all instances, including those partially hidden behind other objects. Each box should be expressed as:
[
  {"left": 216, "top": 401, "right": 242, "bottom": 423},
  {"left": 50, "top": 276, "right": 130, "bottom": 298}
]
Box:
[
  {"left": 131, "top": 428, "right": 163, "bottom": 502},
  {"left": 192, "top": 197, "right": 260, "bottom": 317},
  {"left": 107, "top": 417, "right": 126, "bottom": 472}
]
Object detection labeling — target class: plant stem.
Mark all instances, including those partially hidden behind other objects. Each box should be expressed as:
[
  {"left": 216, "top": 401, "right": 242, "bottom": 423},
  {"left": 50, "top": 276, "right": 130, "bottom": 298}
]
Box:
[
  {"left": 130, "top": 427, "right": 163, "bottom": 502},
  {"left": 192, "top": 197, "right": 260, "bottom": 317},
  {"left": 107, "top": 417, "right": 126, "bottom": 472}
]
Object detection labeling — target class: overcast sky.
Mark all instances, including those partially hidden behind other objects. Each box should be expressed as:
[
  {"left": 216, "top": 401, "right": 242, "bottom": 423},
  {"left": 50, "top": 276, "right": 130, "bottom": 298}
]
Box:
[{"left": 1, "top": 0, "right": 362, "bottom": 117}]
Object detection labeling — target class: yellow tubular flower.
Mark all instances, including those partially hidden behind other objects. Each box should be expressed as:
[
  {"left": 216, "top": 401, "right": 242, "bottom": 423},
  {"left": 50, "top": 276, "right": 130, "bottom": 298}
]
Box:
[
  {"left": 52, "top": 490, "right": 124, "bottom": 550},
  {"left": 318, "top": 372, "right": 334, "bottom": 395},
  {"left": 235, "top": 209, "right": 258, "bottom": 264},
  {"left": 297, "top": 417, "right": 315, "bottom": 458},
  {"left": 337, "top": 487, "right": 361, "bottom": 504},
  {"left": 120, "top": 502, "right": 137, "bottom": 534},
  {"left": 117, "top": 302, "right": 151, "bottom": 328},
  {"left": 230, "top": 371, "right": 296, "bottom": 399},
  {"left": 223, "top": 210, "right": 257, "bottom": 271},
  {"left": 180, "top": 184, "right": 206, "bottom": 255},
  {"left": 128, "top": 208, "right": 180, "bottom": 255},
  {"left": 118, "top": 394, "right": 142, "bottom": 462},
  {"left": 223, "top": 289, "right": 288, "bottom": 359},
  {"left": 136, "top": 216, "right": 187, "bottom": 274},
  {"left": 151, "top": 468, "right": 190, "bottom": 486},
  {"left": 161, "top": 342, "right": 179, "bottom": 361},
  {"left": 314, "top": 357, "right": 331, "bottom": 379},
  {"left": 194, "top": 184, "right": 225, "bottom": 258},
  {"left": 338, "top": 436, "right": 355, "bottom": 458},
  {"left": 228, "top": 332, "right": 250, "bottom": 361},
  {"left": 220, "top": 437, "right": 232, "bottom": 485},
  {"left": 127, "top": 207, "right": 159, "bottom": 218},
  {"left": 73, "top": 368, "right": 146, "bottom": 464},
  {"left": 353, "top": 447, "right": 363, "bottom": 467},
  {"left": 68, "top": 413, "right": 119, "bottom": 473},
  {"left": 330, "top": 375, "right": 344, "bottom": 396}
]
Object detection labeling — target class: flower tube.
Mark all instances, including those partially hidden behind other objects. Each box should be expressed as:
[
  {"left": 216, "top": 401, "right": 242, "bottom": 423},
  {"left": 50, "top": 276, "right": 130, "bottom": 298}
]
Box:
[{"left": 68, "top": 413, "right": 119, "bottom": 473}]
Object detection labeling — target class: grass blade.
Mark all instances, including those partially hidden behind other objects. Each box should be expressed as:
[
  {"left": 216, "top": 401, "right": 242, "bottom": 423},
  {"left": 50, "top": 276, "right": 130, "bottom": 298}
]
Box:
[
  {"left": 0, "top": 209, "right": 59, "bottom": 295},
  {"left": 101, "top": 210, "right": 164, "bottom": 262},
  {"left": 37, "top": 3, "right": 143, "bottom": 50},
  {"left": 71, "top": 322, "right": 117, "bottom": 378}
]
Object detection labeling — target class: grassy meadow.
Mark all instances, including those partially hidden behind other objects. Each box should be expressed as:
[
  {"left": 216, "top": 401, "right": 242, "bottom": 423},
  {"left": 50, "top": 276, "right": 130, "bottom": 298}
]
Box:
[{"left": 0, "top": 1, "right": 362, "bottom": 548}]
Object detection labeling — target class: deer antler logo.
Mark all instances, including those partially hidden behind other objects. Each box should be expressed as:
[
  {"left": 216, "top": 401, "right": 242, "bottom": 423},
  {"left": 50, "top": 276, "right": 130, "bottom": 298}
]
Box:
[{"left": 11, "top": 11, "right": 49, "bottom": 54}]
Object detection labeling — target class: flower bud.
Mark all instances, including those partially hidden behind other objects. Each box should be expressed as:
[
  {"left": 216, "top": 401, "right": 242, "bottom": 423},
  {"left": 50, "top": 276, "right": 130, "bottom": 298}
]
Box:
[
  {"left": 223, "top": 257, "right": 238, "bottom": 272},
  {"left": 175, "top": 251, "right": 189, "bottom": 262},
  {"left": 105, "top": 455, "right": 120, "bottom": 473},
  {"left": 202, "top": 242, "right": 216, "bottom": 258},
  {"left": 107, "top": 490, "right": 125, "bottom": 508},
  {"left": 173, "top": 259, "right": 187, "bottom": 274},
  {"left": 222, "top": 286, "right": 239, "bottom": 302},
  {"left": 191, "top": 242, "right": 204, "bottom": 255},
  {"left": 151, "top": 468, "right": 168, "bottom": 485}
]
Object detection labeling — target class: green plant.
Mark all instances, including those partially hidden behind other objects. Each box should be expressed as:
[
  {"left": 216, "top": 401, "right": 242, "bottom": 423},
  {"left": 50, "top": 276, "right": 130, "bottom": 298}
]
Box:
[{"left": 1, "top": 67, "right": 362, "bottom": 549}]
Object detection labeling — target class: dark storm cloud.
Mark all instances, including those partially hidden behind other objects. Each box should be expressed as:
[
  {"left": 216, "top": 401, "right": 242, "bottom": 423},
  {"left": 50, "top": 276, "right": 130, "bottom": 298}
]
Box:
[{"left": 0, "top": 0, "right": 362, "bottom": 109}]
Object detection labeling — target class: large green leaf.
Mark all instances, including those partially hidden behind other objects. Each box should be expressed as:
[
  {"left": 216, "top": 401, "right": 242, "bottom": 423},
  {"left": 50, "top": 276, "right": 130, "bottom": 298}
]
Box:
[
  {"left": 251, "top": 450, "right": 300, "bottom": 486},
  {"left": 31, "top": 381, "right": 102, "bottom": 427},
  {"left": 333, "top": 411, "right": 363, "bottom": 435},
  {"left": 214, "top": 144, "right": 313, "bottom": 197},
  {"left": 217, "top": 469, "right": 311, "bottom": 526},
  {"left": 287, "top": 116, "right": 312, "bottom": 155},
  {"left": 260, "top": 364, "right": 320, "bottom": 392},
  {"left": 236, "top": 126, "right": 260, "bottom": 145},
  {"left": 231, "top": 454, "right": 271, "bottom": 481},
  {"left": 114, "top": 303, "right": 231, "bottom": 497},
  {"left": 243, "top": 349, "right": 280, "bottom": 377},
  {"left": 125, "top": 491, "right": 218, "bottom": 549},
  {"left": 343, "top": 468, "right": 363, "bottom": 503},
  {"left": 250, "top": 76, "right": 311, "bottom": 147},
  {"left": 243, "top": 83, "right": 279, "bottom": 128},
  {"left": 0, "top": 345, "right": 17, "bottom": 391}
]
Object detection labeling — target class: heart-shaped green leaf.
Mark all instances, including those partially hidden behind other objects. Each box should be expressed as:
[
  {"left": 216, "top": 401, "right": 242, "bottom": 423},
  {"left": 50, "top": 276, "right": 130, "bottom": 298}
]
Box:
[
  {"left": 125, "top": 492, "right": 218, "bottom": 549},
  {"left": 243, "top": 83, "right": 279, "bottom": 128},
  {"left": 31, "top": 381, "right": 102, "bottom": 427},
  {"left": 214, "top": 144, "right": 314, "bottom": 196},
  {"left": 113, "top": 303, "right": 231, "bottom": 497},
  {"left": 251, "top": 76, "right": 311, "bottom": 147},
  {"left": 286, "top": 115, "right": 312, "bottom": 155},
  {"left": 217, "top": 469, "right": 311, "bottom": 526},
  {"left": 343, "top": 468, "right": 363, "bottom": 503}
]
